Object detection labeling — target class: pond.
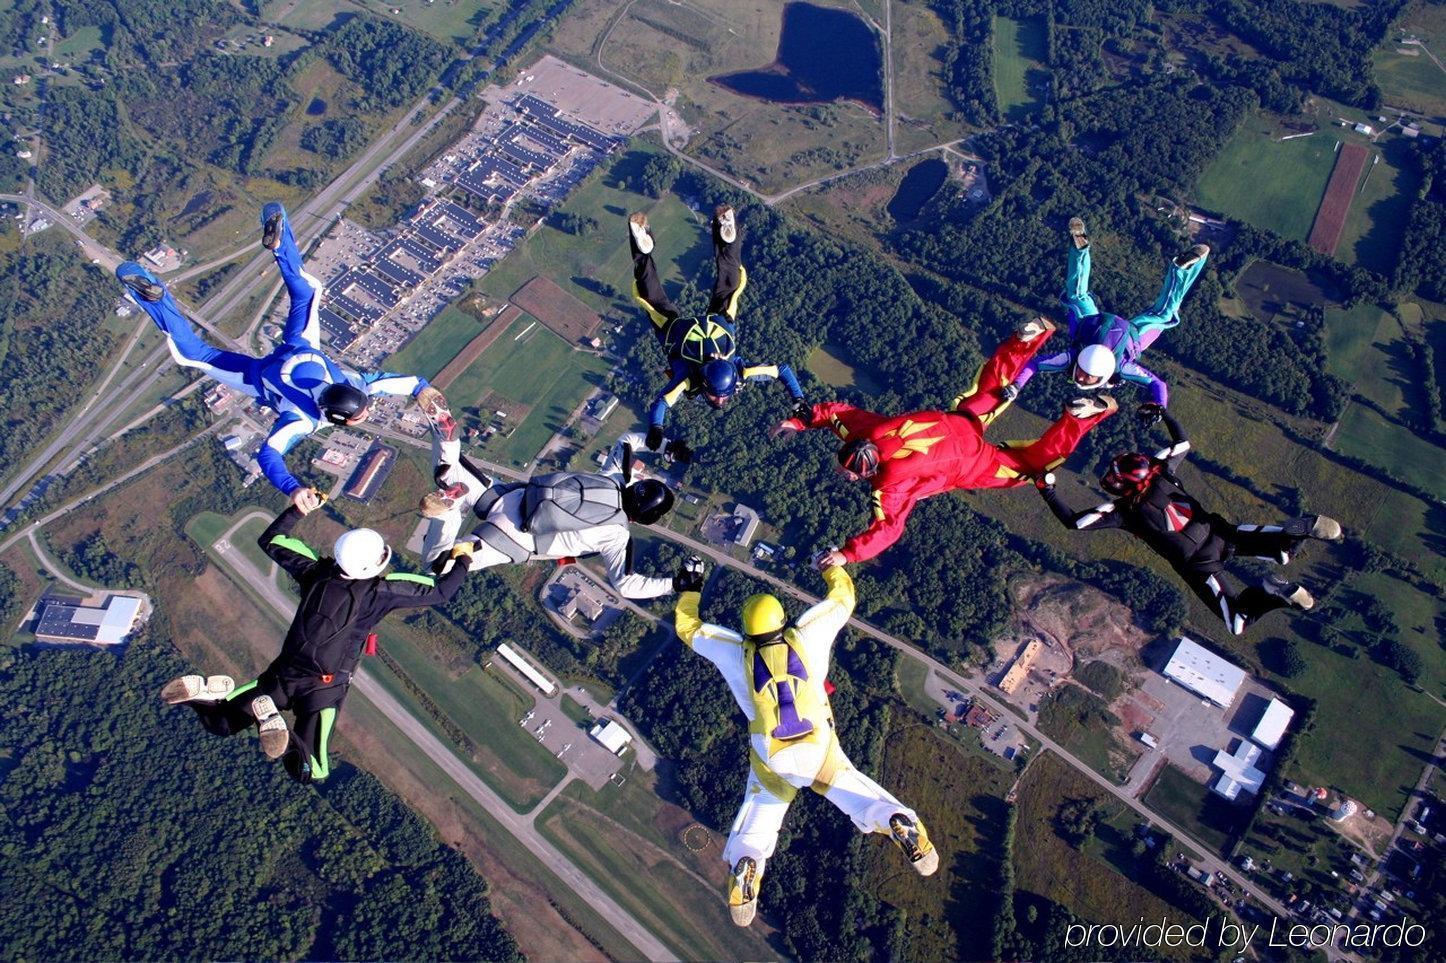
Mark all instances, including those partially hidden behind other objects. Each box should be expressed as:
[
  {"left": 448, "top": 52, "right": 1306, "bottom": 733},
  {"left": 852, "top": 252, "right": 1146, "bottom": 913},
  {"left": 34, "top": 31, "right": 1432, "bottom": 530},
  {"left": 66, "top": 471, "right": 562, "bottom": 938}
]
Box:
[
  {"left": 888, "top": 158, "right": 948, "bottom": 223},
  {"left": 711, "top": 2, "right": 883, "bottom": 113}
]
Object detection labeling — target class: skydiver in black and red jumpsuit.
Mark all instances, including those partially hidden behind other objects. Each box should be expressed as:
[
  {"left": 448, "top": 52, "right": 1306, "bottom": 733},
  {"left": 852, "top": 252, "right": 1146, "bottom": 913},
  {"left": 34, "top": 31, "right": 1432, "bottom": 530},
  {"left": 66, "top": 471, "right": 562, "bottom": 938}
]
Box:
[{"left": 1037, "top": 411, "right": 1343, "bottom": 634}]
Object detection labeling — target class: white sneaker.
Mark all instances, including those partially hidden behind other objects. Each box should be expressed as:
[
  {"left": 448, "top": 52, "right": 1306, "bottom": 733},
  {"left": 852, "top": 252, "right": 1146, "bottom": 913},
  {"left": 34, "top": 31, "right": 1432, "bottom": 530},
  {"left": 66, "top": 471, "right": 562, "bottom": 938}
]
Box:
[
  {"left": 715, "top": 204, "right": 736, "bottom": 244},
  {"left": 250, "top": 695, "right": 290, "bottom": 760},
  {"left": 1015, "top": 316, "right": 1057, "bottom": 341},
  {"left": 727, "top": 856, "right": 759, "bottom": 926},
  {"left": 1283, "top": 515, "right": 1342, "bottom": 541},
  {"left": 415, "top": 386, "right": 456, "bottom": 441},
  {"left": 160, "top": 675, "right": 235, "bottom": 705},
  {"left": 1068, "top": 217, "right": 1088, "bottom": 250},
  {"left": 1263, "top": 574, "right": 1314, "bottom": 610},
  {"left": 628, "top": 212, "right": 653, "bottom": 254}
]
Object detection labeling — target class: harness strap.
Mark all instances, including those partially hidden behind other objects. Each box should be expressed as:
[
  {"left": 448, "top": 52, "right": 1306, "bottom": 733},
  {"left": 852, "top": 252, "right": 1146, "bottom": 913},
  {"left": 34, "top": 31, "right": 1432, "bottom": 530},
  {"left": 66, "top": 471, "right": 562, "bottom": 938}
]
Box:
[
  {"left": 809, "top": 734, "right": 851, "bottom": 796},
  {"left": 748, "top": 747, "right": 798, "bottom": 802}
]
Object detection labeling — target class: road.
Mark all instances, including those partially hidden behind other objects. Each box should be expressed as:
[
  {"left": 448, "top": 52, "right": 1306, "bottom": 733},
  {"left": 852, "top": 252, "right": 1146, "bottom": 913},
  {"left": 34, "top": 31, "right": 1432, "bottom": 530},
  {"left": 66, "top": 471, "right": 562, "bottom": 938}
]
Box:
[{"left": 209, "top": 514, "right": 672, "bottom": 963}]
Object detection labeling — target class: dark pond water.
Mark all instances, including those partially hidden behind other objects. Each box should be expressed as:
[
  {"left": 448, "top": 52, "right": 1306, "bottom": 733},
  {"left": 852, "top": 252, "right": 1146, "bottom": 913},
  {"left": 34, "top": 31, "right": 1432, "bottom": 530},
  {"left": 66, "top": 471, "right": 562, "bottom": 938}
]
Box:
[
  {"left": 888, "top": 158, "right": 948, "bottom": 223},
  {"left": 711, "top": 2, "right": 883, "bottom": 113}
]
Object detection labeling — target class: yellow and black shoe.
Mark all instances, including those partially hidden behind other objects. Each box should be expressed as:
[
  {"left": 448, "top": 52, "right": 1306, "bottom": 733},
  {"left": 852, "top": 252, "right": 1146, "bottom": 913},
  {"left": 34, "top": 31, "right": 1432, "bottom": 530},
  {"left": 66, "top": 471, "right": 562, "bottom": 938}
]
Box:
[
  {"left": 727, "top": 856, "right": 760, "bottom": 926},
  {"left": 890, "top": 814, "right": 939, "bottom": 876}
]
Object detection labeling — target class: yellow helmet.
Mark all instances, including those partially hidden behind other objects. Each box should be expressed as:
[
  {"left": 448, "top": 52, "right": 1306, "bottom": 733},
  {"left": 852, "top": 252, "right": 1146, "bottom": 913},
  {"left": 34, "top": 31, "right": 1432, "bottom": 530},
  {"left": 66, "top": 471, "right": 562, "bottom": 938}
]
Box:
[{"left": 741, "top": 593, "right": 786, "bottom": 639}]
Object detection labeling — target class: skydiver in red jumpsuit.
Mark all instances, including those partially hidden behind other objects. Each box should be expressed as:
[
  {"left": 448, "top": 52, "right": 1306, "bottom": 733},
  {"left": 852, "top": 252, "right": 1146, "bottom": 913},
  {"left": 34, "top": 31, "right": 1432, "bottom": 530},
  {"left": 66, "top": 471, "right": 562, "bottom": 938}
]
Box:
[{"left": 777, "top": 318, "right": 1117, "bottom": 565}]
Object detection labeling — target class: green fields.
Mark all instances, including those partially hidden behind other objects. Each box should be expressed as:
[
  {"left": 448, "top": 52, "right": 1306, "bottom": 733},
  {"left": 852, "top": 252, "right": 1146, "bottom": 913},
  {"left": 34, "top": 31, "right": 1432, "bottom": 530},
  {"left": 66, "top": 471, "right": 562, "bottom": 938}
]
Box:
[
  {"left": 806, "top": 342, "right": 881, "bottom": 393},
  {"left": 443, "top": 314, "right": 610, "bottom": 466},
  {"left": 1335, "top": 402, "right": 1446, "bottom": 499},
  {"left": 1324, "top": 302, "right": 1390, "bottom": 380},
  {"left": 1374, "top": 46, "right": 1446, "bottom": 117},
  {"left": 1337, "top": 141, "right": 1421, "bottom": 274},
  {"left": 351, "top": 0, "right": 498, "bottom": 46},
  {"left": 1194, "top": 124, "right": 1340, "bottom": 241},
  {"left": 891, "top": 0, "right": 975, "bottom": 152},
  {"left": 993, "top": 16, "right": 1048, "bottom": 123},
  {"left": 385, "top": 303, "right": 488, "bottom": 379},
  {"left": 1142, "top": 764, "right": 1242, "bottom": 855},
  {"left": 52, "top": 26, "right": 105, "bottom": 60}
]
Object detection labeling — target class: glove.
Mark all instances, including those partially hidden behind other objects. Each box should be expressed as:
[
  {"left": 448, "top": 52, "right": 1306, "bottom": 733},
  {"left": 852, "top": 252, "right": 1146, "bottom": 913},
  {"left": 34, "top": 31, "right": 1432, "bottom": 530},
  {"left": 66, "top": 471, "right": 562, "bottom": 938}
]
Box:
[
  {"left": 1136, "top": 402, "right": 1164, "bottom": 428},
  {"left": 664, "top": 439, "right": 693, "bottom": 465},
  {"left": 789, "top": 400, "right": 811, "bottom": 425},
  {"left": 1034, "top": 471, "right": 1056, "bottom": 492},
  {"left": 645, "top": 425, "right": 665, "bottom": 451},
  {"left": 673, "top": 555, "right": 705, "bottom": 593},
  {"left": 449, "top": 540, "right": 477, "bottom": 560},
  {"left": 1001, "top": 383, "right": 1020, "bottom": 403},
  {"left": 812, "top": 547, "right": 847, "bottom": 570}
]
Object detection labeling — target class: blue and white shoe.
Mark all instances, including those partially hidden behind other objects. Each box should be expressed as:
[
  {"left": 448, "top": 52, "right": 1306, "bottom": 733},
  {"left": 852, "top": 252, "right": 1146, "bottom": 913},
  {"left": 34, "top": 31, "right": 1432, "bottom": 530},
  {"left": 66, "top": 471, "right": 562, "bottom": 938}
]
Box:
[
  {"left": 261, "top": 202, "right": 287, "bottom": 251},
  {"left": 116, "top": 261, "right": 165, "bottom": 302}
]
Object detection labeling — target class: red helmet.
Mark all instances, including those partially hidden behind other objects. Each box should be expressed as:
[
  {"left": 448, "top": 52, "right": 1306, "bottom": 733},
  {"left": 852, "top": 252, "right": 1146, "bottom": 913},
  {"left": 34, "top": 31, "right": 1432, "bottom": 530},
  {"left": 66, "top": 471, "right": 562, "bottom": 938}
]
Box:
[
  {"left": 838, "top": 439, "right": 880, "bottom": 478},
  {"left": 1101, "top": 452, "right": 1155, "bottom": 496}
]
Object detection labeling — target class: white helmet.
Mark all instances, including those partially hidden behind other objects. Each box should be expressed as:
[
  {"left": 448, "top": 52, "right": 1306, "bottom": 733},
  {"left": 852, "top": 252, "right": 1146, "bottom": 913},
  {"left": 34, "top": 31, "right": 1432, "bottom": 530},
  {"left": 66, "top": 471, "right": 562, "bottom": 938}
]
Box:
[
  {"left": 1074, "top": 344, "right": 1116, "bottom": 388},
  {"left": 334, "top": 528, "right": 391, "bottom": 579}
]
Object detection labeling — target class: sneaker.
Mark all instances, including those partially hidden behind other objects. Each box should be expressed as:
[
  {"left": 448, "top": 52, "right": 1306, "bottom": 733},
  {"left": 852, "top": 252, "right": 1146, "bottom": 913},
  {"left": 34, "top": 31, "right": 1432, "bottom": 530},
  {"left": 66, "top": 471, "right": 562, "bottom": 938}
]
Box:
[
  {"left": 415, "top": 386, "right": 457, "bottom": 441},
  {"left": 889, "top": 814, "right": 939, "bottom": 876},
  {"left": 1015, "top": 316, "right": 1057, "bottom": 341},
  {"left": 1001, "top": 383, "right": 1020, "bottom": 403},
  {"left": 1068, "top": 216, "right": 1089, "bottom": 250},
  {"left": 250, "top": 695, "right": 290, "bottom": 760},
  {"left": 1262, "top": 574, "right": 1314, "bottom": 610},
  {"left": 715, "top": 204, "right": 737, "bottom": 244},
  {"left": 261, "top": 202, "right": 286, "bottom": 251},
  {"left": 1067, "top": 394, "right": 1117, "bottom": 418},
  {"left": 420, "top": 482, "right": 468, "bottom": 518},
  {"left": 628, "top": 212, "right": 653, "bottom": 254},
  {"left": 160, "top": 674, "right": 235, "bottom": 705},
  {"left": 1174, "top": 243, "right": 1209, "bottom": 269},
  {"left": 726, "top": 856, "right": 760, "bottom": 926},
  {"left": 117, "top": 261, "right": 165, "bottom": 303},
  {"left": 1283, "top": 515, "right": 1342, "bottom": 541}
]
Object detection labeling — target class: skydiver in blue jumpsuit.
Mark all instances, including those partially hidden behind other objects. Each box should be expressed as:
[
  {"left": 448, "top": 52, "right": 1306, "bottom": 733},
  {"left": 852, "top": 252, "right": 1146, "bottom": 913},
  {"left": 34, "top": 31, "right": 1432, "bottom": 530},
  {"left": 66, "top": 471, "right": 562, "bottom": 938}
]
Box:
[
  {"left": 117, "top": 203, "right": 450, "bottom": 512},
  {"left": 628, "top": 205, "right": 805, "bottom": 455}
]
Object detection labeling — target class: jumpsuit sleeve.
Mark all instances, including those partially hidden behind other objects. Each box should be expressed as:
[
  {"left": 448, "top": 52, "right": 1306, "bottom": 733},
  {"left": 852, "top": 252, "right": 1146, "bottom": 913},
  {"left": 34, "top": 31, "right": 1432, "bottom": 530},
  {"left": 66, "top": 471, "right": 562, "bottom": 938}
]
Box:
[
  {"left": 1118, "top": 359, "right": 1168, "bottom": 406},
  {"left": 361, "top": 371, "right": 429, "bottom": 397},
  {"left": 840, "top": 485, "right": 918, "bottom": 562},
  {"left": 1152, "top": 410, "right": 1190, "bottom": 472},
  {"left": 649, "top": 370, "right": 692, "bottom": 428},
  {"left": 596, "top": 527, "right": 673, "bottom": 599},
  {"left": 805, "top": 401, "right": 876, "bottom": 437},
  {"left": 739, "top": 361, "right": 805, "bottom": 399},
  {"left": 1041, "top": 486, "right": 1124, "bottom": 531},
  {"left": 793, "top": 565, "right": 855, "bottom": 664},
  {"left": 376, "top": 555, "right": 474, "bottom": 611},
  {"left": 674, "top": 590, "right": 705, "bottom": 647},
  {"left": 259, "top": 506, "right": 324, "bottom": 581},
  {"left": 598, "top": 432, "right": 643, "bottom": 481},
  {"left": 258, "top": 412, "right": 316, "bottom": 496}
]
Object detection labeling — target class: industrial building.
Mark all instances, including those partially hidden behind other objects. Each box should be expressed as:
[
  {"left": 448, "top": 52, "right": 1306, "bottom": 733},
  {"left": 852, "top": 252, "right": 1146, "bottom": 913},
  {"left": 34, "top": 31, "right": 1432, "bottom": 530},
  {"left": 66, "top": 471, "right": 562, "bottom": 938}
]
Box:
[
  {"left": 343, "top": 443, "right": 396, "bottom": 503},
  {"left": 997, "top": 639, "right": 1042, "bottom": 695},
  {"left": 1212, "top": 739, "right": 1268, "bottom": 801},
  {"left": 1162, "top": 636, "right": 1245, "bottom": 707},
  {"left": 496, "top": 643, "right": 556, "bottom": 695},
  {"left": 33, "top": 594, "right": 143, "bottom": 646},
  {"left": 1251, "top": 697, "right": 1295, "bottom": 750},
  {"left": 589, "top": 719, "right": 633, "bottom": 756}
]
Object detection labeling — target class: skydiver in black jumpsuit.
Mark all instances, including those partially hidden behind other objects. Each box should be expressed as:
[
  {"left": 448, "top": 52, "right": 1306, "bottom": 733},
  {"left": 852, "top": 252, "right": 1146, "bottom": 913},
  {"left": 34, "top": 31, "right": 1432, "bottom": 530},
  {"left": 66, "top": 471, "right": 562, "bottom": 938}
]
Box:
[
  {"left": 1036, "top": 411, "right": 1343, "bottom": 635},
  {"left": 160, "top": 504, "right": 474, "bottom": 783}
]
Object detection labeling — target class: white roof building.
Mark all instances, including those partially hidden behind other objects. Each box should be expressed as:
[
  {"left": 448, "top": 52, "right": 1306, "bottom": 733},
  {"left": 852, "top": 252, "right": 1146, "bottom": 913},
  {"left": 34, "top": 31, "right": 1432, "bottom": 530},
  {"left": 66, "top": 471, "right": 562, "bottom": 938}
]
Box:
[
  {"left": 1162, "top": 637, "right": 1245, "bottom": 707},
  {"left": 34, "top": 595, "right": 143, "bottom": 646},
  {"left": 496, "top": 642, "right": 556, "bottom": 695},
  {"left": 1212, "top": 740, "right": 1267, "bottom": 801},
  {"left": 1252, "top": 698, "right": 1295, "bottom": 750},
  {"left": 589, "top": 719, "right": 632, "bottom": 755}
]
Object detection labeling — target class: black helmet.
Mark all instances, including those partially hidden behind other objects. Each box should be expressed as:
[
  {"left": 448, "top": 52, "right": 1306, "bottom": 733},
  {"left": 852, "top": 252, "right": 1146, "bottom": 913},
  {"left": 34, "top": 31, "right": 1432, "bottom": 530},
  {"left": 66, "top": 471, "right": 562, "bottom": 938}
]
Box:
[
  {"left": 622, "top": 479, "right": 674, "bottom": 525},
  {"left": 318, "top": 383, "right": 369, "bottom": 425},
  {"left": 1101, "top": 452, "right": 1154, "bottom": 496},
  {"left": 838, "top": 439, "right": 880, "bottom": 478}
]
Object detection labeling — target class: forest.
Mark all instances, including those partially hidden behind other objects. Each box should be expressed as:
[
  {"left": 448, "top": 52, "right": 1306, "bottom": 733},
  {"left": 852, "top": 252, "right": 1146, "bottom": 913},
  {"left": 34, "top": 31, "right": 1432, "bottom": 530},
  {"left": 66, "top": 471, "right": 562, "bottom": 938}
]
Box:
[{"left": 0, "top": 638, "right": 519, "bottom": 962}]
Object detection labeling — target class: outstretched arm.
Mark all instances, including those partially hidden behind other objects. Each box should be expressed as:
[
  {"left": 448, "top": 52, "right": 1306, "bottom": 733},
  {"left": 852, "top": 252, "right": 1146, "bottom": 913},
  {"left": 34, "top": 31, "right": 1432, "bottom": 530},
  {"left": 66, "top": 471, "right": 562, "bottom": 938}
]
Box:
[
  {"left": 1039, "top": 482, "right": 1124, "bottom": 532},
  {"left": 258, "top": 412, "right": 316, "bottom": 497},
  {"left": 739, "top": 360, "right": 805, "bottom": 400},
  {"left": 793, "top": 565, "right": 855, "bottom": 664},
  {"left": 840, "top": 486, "right": 918, "bottom": 562},
  {"left": 1152, "top": 409, "right": 1189, "bottom": 472},
  {"left": 376, "top": 554, "right": 473, "bottom": 611},
  {"left": 361, "top": 371, "right": 429, "bottom": 398},
  {"left": 595, "top": 528, "right": 674, "bottom": 599},
  {"left": 259, "top": 505, "right": 323, "bottom": 581},
  {"left": 1118, "top": 360, "right": 1168, "bottom": 407}
]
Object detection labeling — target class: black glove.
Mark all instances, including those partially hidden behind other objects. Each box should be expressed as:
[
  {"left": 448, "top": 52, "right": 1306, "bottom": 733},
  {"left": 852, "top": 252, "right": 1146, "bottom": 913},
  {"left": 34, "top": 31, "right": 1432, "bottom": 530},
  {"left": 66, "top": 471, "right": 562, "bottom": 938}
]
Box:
[
  {"left": 664, "top": 439, "right": 693, "bottom": 465},
  {"left": 789, "top": 399, "right": 811, "bottom": 425},
  {"left": 645, "top": 425, "right": 664, "bottom": 451},
  {"left": 673, "top": 555, "right": 705, "bottom": 593},
  {"left": 1136, "top": 402, "right": 1164, "bottom": 428}
]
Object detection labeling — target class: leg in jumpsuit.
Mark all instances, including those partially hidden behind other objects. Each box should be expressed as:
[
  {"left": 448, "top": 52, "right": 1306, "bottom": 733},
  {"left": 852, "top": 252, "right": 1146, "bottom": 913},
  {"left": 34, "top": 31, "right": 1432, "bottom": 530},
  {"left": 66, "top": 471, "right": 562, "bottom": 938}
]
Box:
[
  {"left": 1125, "top": 251, "right": 1209, "bottom": 352},
  {"left": 1178, "top": 523, "right": 1306, "bottom": 635},
  {"left": 187, "top": 670, "right": 346, "bottom": 783},
  {"left": 954, "top": 325, "right": 1060, "bottom": 421},
  {"left": 630, "top": 213, "right": 748, "bottom": 346},
  {"left": 263, "top": 202, "right": 325, "bottom": 350},
  {"left": 1061, "top": 240, "right": 1100, "bottom": 318},
  {"left": 126, "top": 282, "right": 259, "bottom": 396}
]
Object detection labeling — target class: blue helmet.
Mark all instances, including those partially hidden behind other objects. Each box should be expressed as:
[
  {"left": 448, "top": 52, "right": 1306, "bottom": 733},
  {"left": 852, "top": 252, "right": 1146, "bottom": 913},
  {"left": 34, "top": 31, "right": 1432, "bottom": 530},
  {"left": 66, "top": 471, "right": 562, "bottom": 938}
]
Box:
[{"left": 701, "top": 359, "right": 739, "bottom": 407}]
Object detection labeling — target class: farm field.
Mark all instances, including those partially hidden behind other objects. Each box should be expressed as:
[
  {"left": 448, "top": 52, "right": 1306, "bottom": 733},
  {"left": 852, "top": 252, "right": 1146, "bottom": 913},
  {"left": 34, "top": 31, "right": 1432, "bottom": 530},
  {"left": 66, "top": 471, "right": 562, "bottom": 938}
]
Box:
[
  {"left": 1334, "top": 401, "right": 1446, "bottom": 500},
  {"left": 350, "top": 0, "right": 498, "bottom": 47},
  {"left": 384, "top": 303, "right": 490, "bottom": 379},
  {"left": 1335, "top": 140, "right": 1421, "bottom": 274},
  {"left": 806, "top": 342, "right": 882, "bottom": 394},
  {"left": 891, "top": 0, "right": 974, "bottom": 153},
  {"left": 1373, "top": 2, "right": 1446, "bottom": 118},
  {"left": 1142, "top": 764, "right": 1243, "bottom": 856},
  {"left": 1194, "top": 121, "right": 1340, "bottom": 242},
  {"left": 993, "top": 16, "right": 1048, "bottom": 123}
]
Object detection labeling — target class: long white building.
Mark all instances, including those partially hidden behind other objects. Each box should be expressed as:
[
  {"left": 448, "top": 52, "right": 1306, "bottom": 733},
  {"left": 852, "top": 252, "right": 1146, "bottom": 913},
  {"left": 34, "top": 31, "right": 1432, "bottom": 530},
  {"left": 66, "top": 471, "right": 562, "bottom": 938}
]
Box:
[{"left": 1162, "top": 637, "right": 1245, "bottom": 708}]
